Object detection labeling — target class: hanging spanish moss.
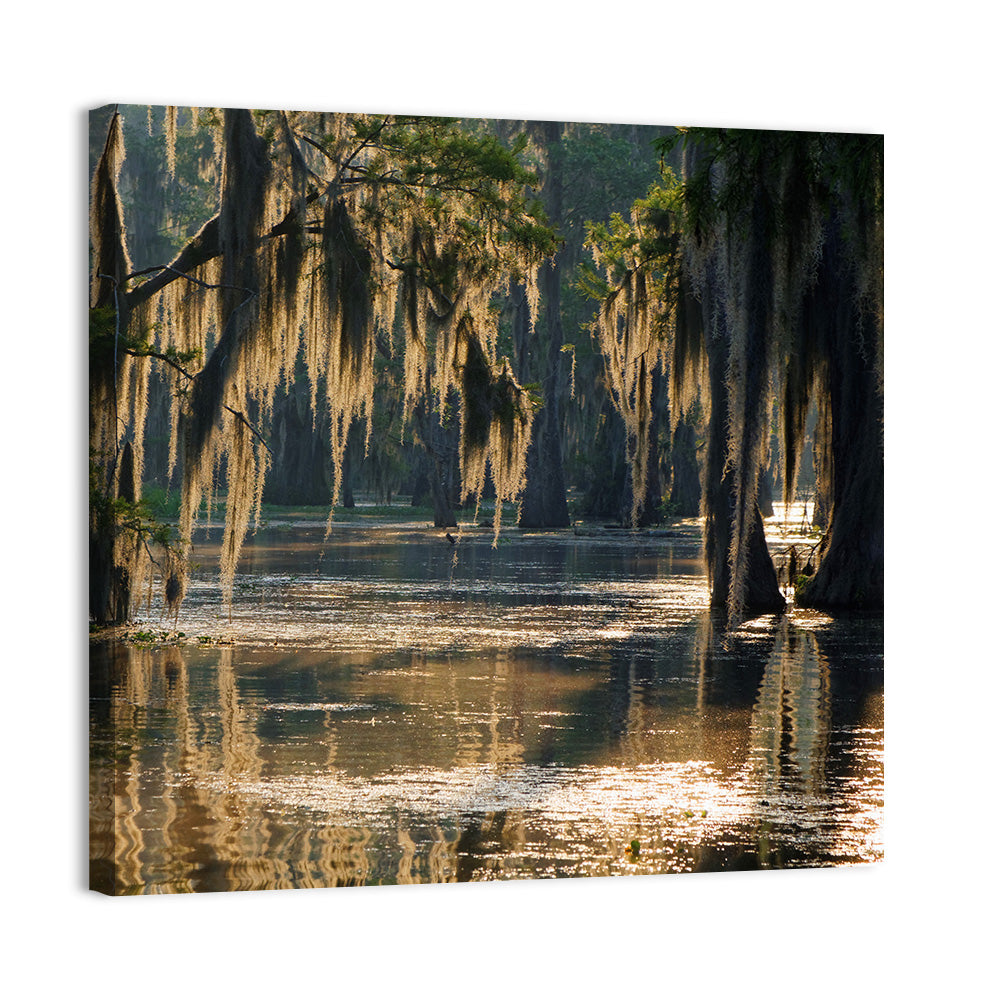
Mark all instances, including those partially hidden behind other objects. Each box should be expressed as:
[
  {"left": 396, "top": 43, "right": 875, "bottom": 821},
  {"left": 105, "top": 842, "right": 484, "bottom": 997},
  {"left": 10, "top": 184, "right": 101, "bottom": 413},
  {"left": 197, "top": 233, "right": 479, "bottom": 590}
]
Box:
[
  {"left": 90, "top": 106, "right": 555, "bottom": 621},
  {"left": 164, "top": 105, "right": 178, "bottom": 178},
  {"left": 89, "top": 109, "right": 131, "bottom": 311},
  {"left": 457, "top": 319, "right": 534, "bottom": 540},
  {"left": 677, "top": 130, "right": 882, "bottom": 624},
  {"left": 588, "top": 128, "right": 882, "bottom": 627},
  {"left": 586, "top": 201, "right": 673, "bottom": 527},
  {"left": 89, "top": 109, "right": 157, "bottom": 622}
]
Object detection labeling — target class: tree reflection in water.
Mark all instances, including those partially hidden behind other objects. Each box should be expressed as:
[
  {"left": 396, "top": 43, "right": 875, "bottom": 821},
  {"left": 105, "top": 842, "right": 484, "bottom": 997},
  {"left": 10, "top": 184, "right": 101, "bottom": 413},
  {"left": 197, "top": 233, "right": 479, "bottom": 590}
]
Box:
[{"left": 91, "top": 603, "right": 881, "bottom": 893}]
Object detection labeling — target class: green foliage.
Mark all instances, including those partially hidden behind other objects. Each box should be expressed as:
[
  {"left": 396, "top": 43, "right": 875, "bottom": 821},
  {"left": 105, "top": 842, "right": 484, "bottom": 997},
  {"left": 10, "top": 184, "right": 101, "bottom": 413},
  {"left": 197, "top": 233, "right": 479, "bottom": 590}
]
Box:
[
  {"left": 655, "top": 127, "right": 883, "bottom": 243},
  {"left": 90, "top": 470, "right": 174, "bottom": 551},
  {"left": 577, "top": 169, "right": 685, "bottom": 306},
  {"left": 123, "top": 628, "right": 186, "bottom": 645},
  {"left": 358, "top": 115, "right": 559, "bottom": 271},
  {"left": 559, "top": 126, "right": 668, "bottom": 337},
  {"left": 90, "top": 451, "right": 185, "bottom": 609},
  {"left": 560, "top": 125, "right": 668, "bottom": 246},
  {"left": 88, "top": 305, "right": 119, "bottom": 371},
  {"left": 142, "top": 485, "right": 183, "bottom": 520},
  {"left": 657, "top": 496, "right": 682, "bottom": 520},
  {"left": 89, "top": 306, "right": 201, "bottom": 374}
]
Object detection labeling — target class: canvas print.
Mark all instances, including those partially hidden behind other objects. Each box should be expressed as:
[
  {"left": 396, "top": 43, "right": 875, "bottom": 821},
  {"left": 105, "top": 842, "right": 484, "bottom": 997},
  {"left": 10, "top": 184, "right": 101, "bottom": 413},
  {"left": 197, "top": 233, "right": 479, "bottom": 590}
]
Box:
[{"left": 89, "top": 105, "right": 883, "bottom": 894}]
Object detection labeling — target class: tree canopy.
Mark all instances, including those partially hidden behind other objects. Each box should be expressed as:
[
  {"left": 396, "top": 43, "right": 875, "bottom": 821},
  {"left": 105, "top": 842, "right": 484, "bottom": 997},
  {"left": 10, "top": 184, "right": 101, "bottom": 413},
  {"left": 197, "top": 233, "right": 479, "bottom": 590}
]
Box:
[
  {"left": 583, "top": 127, "right": 883, "bottom": 625},
  {"left": 89, "top": 106, "right": 557, "bottom": 623},
  {"left": 90, "top": 109, "right": 883, "bottom": 633}
]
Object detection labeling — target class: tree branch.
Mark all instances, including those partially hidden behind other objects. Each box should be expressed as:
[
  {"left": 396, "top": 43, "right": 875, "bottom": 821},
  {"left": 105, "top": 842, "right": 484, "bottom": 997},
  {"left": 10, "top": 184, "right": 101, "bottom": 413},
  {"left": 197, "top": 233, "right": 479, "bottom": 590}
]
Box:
[
  {"left": 124, "top": 190, "right": 321, "bottom": 311},
  {"left": 223, "top": 405, "right": 273, "bottom": 454},
  {"left": 126, "top": 263, "right": 252, "bottom": 296},
  {"left": 123, "top": 346, "right": 196, "bottom": 380},
  {"left": 123, "top": 346, "right": 273, "bottom": 455},
  {"left": 124, "top": 216, "right": 222, "bottom": 310}
]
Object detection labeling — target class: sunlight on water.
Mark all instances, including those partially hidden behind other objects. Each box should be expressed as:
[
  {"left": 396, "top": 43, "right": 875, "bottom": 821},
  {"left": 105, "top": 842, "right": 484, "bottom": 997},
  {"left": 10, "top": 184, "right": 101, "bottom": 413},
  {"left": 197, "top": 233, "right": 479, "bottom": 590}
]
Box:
[
  {"left": 205, "top": 748, "right": 882, "bottom": 878},
  {"left": 91, "top": 521, "right": 883, "bottom": 892},
  {"left": 169, "top": 571, "right": 709, "bottom": 652},
  {"left": 144, "top": 523, "right": 710, "bottom": 653}
]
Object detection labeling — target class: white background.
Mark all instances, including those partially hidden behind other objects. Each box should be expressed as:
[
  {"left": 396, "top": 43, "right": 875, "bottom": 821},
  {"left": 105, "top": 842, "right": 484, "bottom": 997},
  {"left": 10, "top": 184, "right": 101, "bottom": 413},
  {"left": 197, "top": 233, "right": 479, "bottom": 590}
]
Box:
[{"left": 2, "top": 3, "right": 995, "bottom": 995}]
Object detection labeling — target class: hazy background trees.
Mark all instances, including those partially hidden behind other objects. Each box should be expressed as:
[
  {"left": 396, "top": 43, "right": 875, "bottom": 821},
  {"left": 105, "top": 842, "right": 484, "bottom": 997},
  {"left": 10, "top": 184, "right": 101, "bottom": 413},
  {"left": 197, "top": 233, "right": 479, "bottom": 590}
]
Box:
[
  {"left": 97, "top": 108, "right": 675, "bottom": 531},
  {"left": 90, "top": 107, "right": 881, "bottom": 628}
]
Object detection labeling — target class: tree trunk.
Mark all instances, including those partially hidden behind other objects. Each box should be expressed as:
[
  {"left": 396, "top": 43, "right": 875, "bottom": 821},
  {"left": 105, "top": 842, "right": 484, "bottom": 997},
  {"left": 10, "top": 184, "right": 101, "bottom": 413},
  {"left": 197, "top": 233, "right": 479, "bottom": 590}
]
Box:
[
  {"left": 619, "top": 363, "right": 667, "bottom": 527},
  {"left": 410, "top": 467, "right": 430, "bottom": 507},
  {"left": 669, "top": 417, "right": 701, "bottom": 516},
  {"left": 519, "top": 413, "right": 571, "bottom": 527},
  {"left": 341, "top": 435, "right": 355, "bottom": 508},
  {"left": 580, "top": 394, "right": 626, "bottom": 519},
  {"left": 812, "top": 393, "right": 833, "bottom": 531},
  {"left": 799, "top": 230, "right": 883, "bottom": 609},
  {"left": 90, "top": 443, "right": 140, "bottom": 624},
  {"left": 704, "top": 426, "right": 784, "bottom": 613},
  {"left": 429, "top": 464, "right": 458, "bottom": 528},
  {"left": 517, "top": 121, "right": 570, "bottom": 530},
  {"left": 518, "top": 291, "right": 570, "bottom": 528},
  {"left": 758, "top": 465, "right": 774, "bottom": 518},
  {"left": 89, "top": 530, "right": 132, "bottom": 624},
  {"left": 700, "top": 268, "right": 784, "bottom": 616},
  {"left": 620, "top": 421, "right": 662, "bottom": 526},
  {"left": 90, "top": 113, "right": 138, "bottom": 625},
  {"left": 262, "top": 379, "right": 333, "bottom": 506},
  {"left": 517, "top": 266, "right": 571, "bottom": 528},
  {"left": 411, "top": 399, "right": 458, "bottom": 528}
]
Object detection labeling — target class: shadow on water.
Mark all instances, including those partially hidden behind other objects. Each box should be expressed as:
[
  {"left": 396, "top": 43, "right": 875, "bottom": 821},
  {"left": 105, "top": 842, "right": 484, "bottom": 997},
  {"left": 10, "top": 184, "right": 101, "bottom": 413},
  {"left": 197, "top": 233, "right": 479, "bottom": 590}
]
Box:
[{"left": 90, "top": 523, "right": 882, "bottom": 892}]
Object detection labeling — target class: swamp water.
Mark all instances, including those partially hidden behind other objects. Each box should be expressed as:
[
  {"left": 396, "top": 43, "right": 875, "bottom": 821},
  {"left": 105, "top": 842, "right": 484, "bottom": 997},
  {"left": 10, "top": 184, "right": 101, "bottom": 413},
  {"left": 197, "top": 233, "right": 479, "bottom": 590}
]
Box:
[{"left": 89, "top": 513, "right": 883, "bottom": 893}]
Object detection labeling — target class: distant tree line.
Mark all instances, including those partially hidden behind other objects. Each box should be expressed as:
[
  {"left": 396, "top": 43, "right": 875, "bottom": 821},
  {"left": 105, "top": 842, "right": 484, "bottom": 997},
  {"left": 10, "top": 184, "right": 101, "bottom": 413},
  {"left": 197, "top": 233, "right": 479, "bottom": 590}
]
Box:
[{"left": 89, "top": 107, "right": 881, "bottom": 629}]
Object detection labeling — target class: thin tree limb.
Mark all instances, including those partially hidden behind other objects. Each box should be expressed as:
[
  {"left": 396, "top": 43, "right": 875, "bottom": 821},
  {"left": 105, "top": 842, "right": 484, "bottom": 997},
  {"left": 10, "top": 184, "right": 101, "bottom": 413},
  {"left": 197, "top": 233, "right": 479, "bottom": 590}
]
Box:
[{"left": 123, "top": 346, "right": 273, "bottom": 455}]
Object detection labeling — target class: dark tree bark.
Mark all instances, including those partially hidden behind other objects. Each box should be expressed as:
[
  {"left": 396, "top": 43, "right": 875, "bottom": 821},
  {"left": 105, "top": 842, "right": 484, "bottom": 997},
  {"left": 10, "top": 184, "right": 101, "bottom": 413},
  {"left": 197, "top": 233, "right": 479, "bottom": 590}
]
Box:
[
  {"left": 629, "top": 431, "right": 662, "bottom": 527},
  {"left": 698, "top": 263, "right": 784, "bottom": 616},
  {"left": 703, "top": 373, "right": 784, "bottom": 613},
  {"left": 262, "top": 380, "right": 333, "bottom": 506},
  {"left": 516, "top": 121, "right": 570, "bottom": 530},
  {"left": 517, "top": 262, "right": 571, "bottom": 528},
  {"left": 799, "top": 227, "right": 883, "bottom": 609},
  {"left": 519, "top": 410, "right": 571, "bottom": 528},
  {"left": 90, "top": 111, "right": 138, "bottom": 624},
  {"left": 620, "top": 363, "right": 667, "bottom": 527},
  {"left": 411, "top": 398, "right": 459, "bottom": 528},
  {"left": 340, "top": 431, "right": 356, "bottom": 508},
  {"left": 410, "top": 467, "right": 430, "bottom": 507},
  {"left": 812, "top": 394, "right": 834, "bottom": 531},
  {"left": 428, "top": 471, "right": 458, "bottom": 528},
  {"left": 669, "top": 417, "right": 701, "bottom": 516},
  {"left": 90, "top": 444, "right": 138, "bottom": 625},
  {"left": 580, "top": 393, "right": 626, "bottom": 519},
  {"left": 758, "top": 465, "right": 774, "bottom": 518}
]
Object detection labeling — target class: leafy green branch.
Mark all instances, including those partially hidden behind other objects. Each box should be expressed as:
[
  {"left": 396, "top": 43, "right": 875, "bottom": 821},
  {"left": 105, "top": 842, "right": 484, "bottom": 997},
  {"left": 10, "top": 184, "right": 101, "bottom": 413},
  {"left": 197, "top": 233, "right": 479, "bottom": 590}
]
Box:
[
  {"left": 577, "top": 169, "right": 685, "bottom": 308},
  {"left": 89, "top": 455, "right": 182, "bottom": 568}
]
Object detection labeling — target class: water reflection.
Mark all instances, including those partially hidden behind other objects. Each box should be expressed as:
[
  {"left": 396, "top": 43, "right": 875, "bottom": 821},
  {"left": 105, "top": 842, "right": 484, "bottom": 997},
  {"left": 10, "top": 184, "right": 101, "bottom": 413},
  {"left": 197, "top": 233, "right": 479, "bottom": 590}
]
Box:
[
  {"left": 748, "top": 619, "right": 831, "bottom": 796},
  {"left": 91, "top": 525, "right": 882, "bottom": 892}
]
